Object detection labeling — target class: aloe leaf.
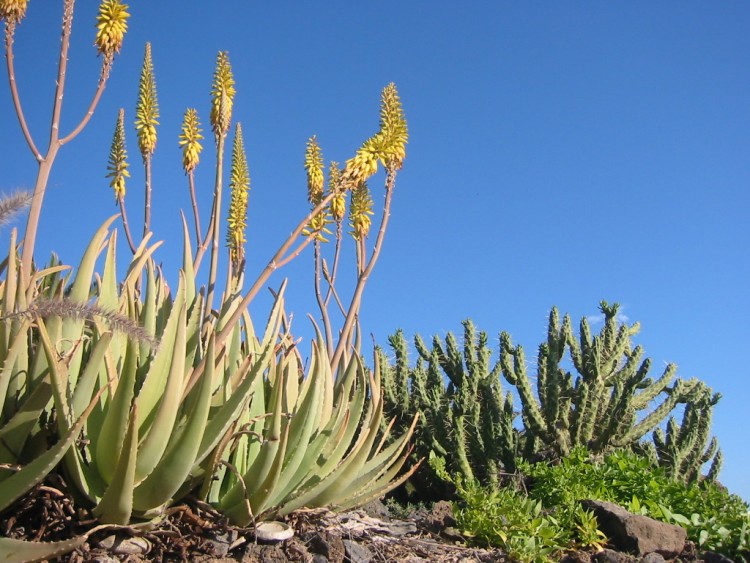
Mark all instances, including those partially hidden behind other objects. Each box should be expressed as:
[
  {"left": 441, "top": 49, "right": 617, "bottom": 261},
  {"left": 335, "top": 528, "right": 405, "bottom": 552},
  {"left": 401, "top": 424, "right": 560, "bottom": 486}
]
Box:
[
  {"left": 0, "top": 230, "right": 19, "bottom": 357},
  {"left": 0, "top": 375, "right": 103, "bottom": 512},
  {"left": 262, "top": 342, "right": 326, "bottom": 510},
  {"left": 70, "top": 332, "right": 113, "bottom": 420},
  {"left": 131, "top": 333, "right": 215, "bottom": 512},
  {"left": 191, "top": 289, "right": 284, "bottom": 468},
  {"left": 139, "top": 258, "right": 158, "bottom": 362},
  {"left": 95, "top": 338, "right": 138, "bottom": 483},
  {"left": 61, "top": 216, "right": 118, "bottom": 384},
  {"left": 93, "top": 404, "right": 138, "bottom": 524},
  {"left": 241, "top": 419, "right": 292, "bottom": 521},
  {"left": 0, "top": 535, "right": 89, "bottom": 563},
  {"left": 119, "top": 235, "right": 164, "bottom": 300},
  {"left": 0, "top": 318, "right": 32, "bottom": 433},
  {"left": 0, "top": 376, "right": 52, "bottom": 465},
  {"left": 220, "top": 365, "right": 285, "bottom": 511},
  {"left": 136, "top": 273, "right": 187, "bottom": 431},
  {"left": 134, "top": 279, "right": 187, "bottom": 482}
]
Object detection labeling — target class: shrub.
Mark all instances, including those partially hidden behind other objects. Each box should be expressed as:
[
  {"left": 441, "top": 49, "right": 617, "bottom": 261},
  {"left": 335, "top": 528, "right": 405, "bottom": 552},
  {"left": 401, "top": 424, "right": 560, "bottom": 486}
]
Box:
[{"left": 521, "top": 448, "right": 750, "bottom": 561}]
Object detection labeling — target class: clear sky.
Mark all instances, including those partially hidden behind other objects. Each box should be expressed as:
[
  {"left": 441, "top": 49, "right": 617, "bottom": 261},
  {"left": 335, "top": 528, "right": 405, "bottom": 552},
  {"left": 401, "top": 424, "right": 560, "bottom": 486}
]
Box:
[{"left": 1, "top": 3, "right": 748, "bottom": 502}]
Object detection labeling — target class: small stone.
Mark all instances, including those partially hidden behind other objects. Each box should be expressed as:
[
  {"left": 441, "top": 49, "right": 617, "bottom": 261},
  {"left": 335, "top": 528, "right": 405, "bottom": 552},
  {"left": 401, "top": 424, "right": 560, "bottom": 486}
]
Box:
[
  {"left": 342, "top": 539, "right": 372, "bottom": 563},
  {"left": 254, "top": 520, "right": 294, "bottom": 542},
  {"left": 641, "top": 553, "right": 665, "bottom": 563},
  {"left": 703, "top": 551, "right": 735, "bottom": 563},
  {"left": 110, "top": 536, "right": 150, "bottom": 555}
]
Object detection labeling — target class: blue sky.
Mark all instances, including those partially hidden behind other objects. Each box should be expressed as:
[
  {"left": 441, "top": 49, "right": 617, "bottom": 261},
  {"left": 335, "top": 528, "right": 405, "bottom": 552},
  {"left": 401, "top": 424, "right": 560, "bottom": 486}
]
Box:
[{"left": 1, "top": 3, "right": 748, "bottom": 501}]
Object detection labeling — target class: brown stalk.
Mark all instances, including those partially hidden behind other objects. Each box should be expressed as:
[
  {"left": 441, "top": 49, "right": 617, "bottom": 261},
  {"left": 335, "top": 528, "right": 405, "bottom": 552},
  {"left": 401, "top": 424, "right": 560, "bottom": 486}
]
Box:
[
  {"left": 117, "top": 194, "right": 137, "bottom": 254},
  {"left": 182, "top": 189, "right": 338, "bottom": 398},
  {"left": 187, "top": 170, "right": 203, "bottom": 250},
  {"left": 16, "top": 0, "right": 113, "bottom": 281},
  {"left": 203, "top": 135, "right": 226, "bottom": 320},
  {"left": 330, "top": 168, "right": 397, "bottom": 371},
  {"left": 142, "top": 154, "right": 153, "bottom": 237}
]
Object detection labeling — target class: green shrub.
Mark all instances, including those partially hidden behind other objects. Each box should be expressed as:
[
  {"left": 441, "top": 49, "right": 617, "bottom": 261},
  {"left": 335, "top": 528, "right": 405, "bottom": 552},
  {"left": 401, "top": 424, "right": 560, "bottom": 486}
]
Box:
[
  {"left": 431, "top": 455, "right": 606, "bottom": 563},
  {"left": 521, "top": 448, "right": 750, "bottom": 561}
]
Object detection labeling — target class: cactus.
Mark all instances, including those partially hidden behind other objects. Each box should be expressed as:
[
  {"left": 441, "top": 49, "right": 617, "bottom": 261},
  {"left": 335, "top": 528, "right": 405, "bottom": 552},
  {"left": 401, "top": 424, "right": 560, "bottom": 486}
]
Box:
[
  {"left": 500, "top": 301, "right": 720, "bottom": 467},
  {"left": 379, "top": 320, "right": 517, "bottom": 497},
  {"left": 648, "top": 382, "right": 722, "bottom": 483}
]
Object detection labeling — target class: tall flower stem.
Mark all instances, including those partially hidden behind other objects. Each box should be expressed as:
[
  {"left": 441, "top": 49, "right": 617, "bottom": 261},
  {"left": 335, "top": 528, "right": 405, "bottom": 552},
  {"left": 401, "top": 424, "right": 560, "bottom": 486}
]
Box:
[
  {"left": 10, "top": 0, "right": 117, "bottom": 281},
  {"left": 183, "top": 190, "right": 337, "bottom": 398},
  {"left": 330, "top": 169, "right": 397, "bottom": 371},
  {"left": 203, "top": 135, "right": 225, "bottom": 320},
  {"left": 142, "top": 156, "right": 152, "bottom": 236},
  {"left": 117, "top": 194, "right": 137, "bottom": 254},
  {"left": 188, "top": 171, "right": 202, "bottom": 249}
]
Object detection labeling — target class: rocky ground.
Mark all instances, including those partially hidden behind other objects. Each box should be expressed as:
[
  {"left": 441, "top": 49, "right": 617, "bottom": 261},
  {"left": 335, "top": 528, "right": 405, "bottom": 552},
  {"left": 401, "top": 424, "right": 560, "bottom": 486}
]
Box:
[{"left": 0, "top": 479, "right": 733, "bottom": 562}]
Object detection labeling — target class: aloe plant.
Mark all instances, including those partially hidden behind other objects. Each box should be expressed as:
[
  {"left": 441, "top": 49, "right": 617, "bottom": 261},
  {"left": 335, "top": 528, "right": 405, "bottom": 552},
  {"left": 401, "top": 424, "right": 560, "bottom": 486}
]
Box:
[{"left": 1, "top": 4, "right": 416, "bottom": 561}]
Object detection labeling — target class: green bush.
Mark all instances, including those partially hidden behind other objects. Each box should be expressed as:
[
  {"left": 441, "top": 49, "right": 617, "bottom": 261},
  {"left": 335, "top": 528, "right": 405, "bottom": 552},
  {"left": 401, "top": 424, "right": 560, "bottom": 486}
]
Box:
[
  {"left": 431, "top": 455, "right": 606, "bottom": 563},
  {"left": 521, "top": 448, "right": 750, "bottom": 561}
]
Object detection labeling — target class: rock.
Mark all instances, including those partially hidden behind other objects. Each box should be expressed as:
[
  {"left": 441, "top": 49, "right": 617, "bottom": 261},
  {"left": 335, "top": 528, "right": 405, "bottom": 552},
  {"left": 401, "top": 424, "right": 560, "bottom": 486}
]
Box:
[
  {"left": 304, "top": 531, "right": 346, "bottom": 563},
  {"left": 342, "top": 538, "right": 373, "bottom": 563},
  {"left": 581, "top": 500, "right": 687, "bottom": 558},
  {"left": 96, "top": 534, "right": 151, "bottom": 555},
  {"left": 703, "top": 551, "right": 735, "bottom": 563},
  {"left": 641, "top": 552, "right": 665, "bottom": 563},
  {"left": 593, "top": 548, "right": 637, "bottom": 563},
  {"left": 254, "top": 520, "right": 294, "bottom": 542},
  {"left": 426, "top": 500, "right": 456, "bottom": 532}
]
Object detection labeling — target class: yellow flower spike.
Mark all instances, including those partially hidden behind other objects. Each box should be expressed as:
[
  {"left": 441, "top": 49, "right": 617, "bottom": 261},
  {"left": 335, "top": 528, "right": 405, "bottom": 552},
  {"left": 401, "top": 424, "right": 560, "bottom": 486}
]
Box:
[
  {"left": 328, "top": 162, "right": 346, "bottom": 223},
  {"left": 379, "top": 83, "right": 408, "bottom": 169},
  {"left": 210, "top": 51, "right": 236, "bottom": 142},
  {"left": 343, "top": 136, "right": 382, "bottom": 186},
  {"left": 95, "top": 0, "right": 130, "bottom": 58},
  {"left": 135, "top": 42, "right": 159, "bottom": 160},
  {"left": 106, "top": 109, "right": 130, "bottom": 201},
  {"left": 226, "top": 123, "right": 250, "bottom": 269},
  {"left": 0, "top": 0, "right": 28, "bottom": 24},
  {"left": 349, "top": 181, "right": 374, "bottom": 240},
  {"left": 304, "top": 136, "right": 325, "bottom": 205},
  {"left": 179, "top": 108, "right": 204, "bottom": 173},
  {"left": 302, "top": 211, "right": 332, "bottom": 243}
]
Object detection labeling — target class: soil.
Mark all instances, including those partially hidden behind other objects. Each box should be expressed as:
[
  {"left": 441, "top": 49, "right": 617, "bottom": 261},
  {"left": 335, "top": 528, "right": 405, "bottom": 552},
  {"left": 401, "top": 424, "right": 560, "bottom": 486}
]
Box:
[{"left": 1, "top": 478, "right": 710, "bottom": 563}]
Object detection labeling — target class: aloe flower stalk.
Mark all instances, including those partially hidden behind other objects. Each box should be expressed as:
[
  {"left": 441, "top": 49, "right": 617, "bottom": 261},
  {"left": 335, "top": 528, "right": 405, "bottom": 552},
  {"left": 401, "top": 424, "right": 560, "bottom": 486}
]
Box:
[
  {"left": 330, "top": 84, "right": 407, "bottom": 370},
  {"left": 106, "top": 109, "right": 135, "bottom": 253},
  {"left": 179, "top": 108, "right": 204, "bottom": 247},
  {"left": 349, "top": 181, "right": 374, "bottom": 241},
  {"left": 379, "top": 83, "right": 408, "bottom": 170},
  {"left": 0, "top": 0, "right": 28, "bottom": 24},
  {"left": 13, "top": 1, "right": 127, "bottom": 281},
  {"left": 180, "top": 108, "right": 203, "bottom": 174},
  {"left": 107, "top": 109, "right": 129, "bottom": 201},
  {"left": 329, "top": 162, "right": 346, "bottom": 224},
  {"left": 95, "top": 0, "right": 129, "bottom": 61},
  {"left": 135, "top": 42, "right": 159, "bottom": 236},
  {"left": 342, "top": 83, "right": 408, "bottom": 186},
  {"left": 135, "top": 43, "right": 158, "bottom": 158},
  {"left": 226, "top": 123, "right": 250, "bottom": 273},
  {"left": 302, "top": 136, "right": 332, "bottom": 242},
  {"left": 305, "top": 136, "right": 325, "bottom": 204},
  {"left": 204, "top": 51, "right": 236, "bottom": 317},
  {"left": 210, "top": 51, "right": 235, "bottom": 143}
]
